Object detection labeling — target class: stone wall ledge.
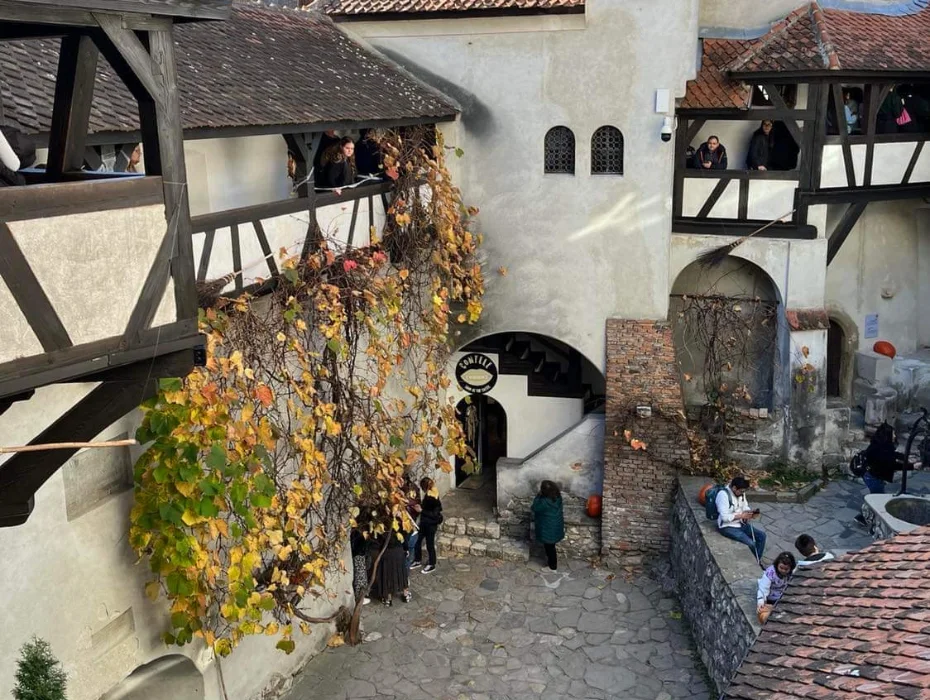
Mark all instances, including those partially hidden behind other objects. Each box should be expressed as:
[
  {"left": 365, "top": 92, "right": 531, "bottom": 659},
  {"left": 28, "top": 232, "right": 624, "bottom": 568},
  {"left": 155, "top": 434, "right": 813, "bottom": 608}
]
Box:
[{"left": 671, "top": 474, "right": 762, "bottom": 694}]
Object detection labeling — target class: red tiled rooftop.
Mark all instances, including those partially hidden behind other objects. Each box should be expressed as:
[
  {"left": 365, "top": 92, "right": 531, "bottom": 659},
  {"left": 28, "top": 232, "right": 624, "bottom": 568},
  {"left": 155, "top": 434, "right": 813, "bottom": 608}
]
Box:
[
  {"left": 726, "top": 526, "right": 930, "bottom": 699},
  {"left": 682, "top": 1, "right": 930, "bottom": 110}
]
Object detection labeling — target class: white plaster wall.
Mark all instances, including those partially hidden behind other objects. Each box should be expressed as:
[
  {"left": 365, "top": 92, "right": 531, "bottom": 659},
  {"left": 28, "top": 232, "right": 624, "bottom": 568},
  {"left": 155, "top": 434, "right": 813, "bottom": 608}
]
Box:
[
  {"left": 447, "top": 352, "right": 584, "bottom": 461},
  {"left": 184, "top": 135, "right": 291, "bottom": 216},
  {"left": 699, "top": 0, "right": 806, "bottom": 30},
  {"left": 347, "top": 0, "right": 701, "bottom": 371},
  {"left": 821, "top": 142, "right": 930, "bottom": 189},
  {"left": 919, "top": 209, "right": 930, "bottom": 348},
  {"left": 826, "top": 200, "right": 928, "bottom": 356},
  {"left": 0, "top": 386, "right": 352, "bottom": 700}
]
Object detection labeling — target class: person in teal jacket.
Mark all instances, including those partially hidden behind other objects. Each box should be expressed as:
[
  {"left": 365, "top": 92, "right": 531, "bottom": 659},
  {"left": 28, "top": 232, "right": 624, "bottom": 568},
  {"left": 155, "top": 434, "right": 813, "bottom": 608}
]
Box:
[{"left": 532, "top": 480, "right": 565, "bottom": 571}]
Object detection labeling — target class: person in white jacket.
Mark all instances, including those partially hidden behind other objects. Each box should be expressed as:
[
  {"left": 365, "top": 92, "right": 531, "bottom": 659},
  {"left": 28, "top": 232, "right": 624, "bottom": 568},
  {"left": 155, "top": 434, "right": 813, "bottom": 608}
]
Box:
[
  {"left": 794, "top": 534, "right": 835, "bottom": 567},
  {"left": 716, "top": 475, "right": 766, "bottom": 565}
]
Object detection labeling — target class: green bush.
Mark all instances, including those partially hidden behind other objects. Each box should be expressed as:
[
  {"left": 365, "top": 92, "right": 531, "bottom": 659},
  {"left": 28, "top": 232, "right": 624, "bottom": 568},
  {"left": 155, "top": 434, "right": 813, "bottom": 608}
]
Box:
[{"left": 13, "top": 637, "right": 67, "bottom": 700}]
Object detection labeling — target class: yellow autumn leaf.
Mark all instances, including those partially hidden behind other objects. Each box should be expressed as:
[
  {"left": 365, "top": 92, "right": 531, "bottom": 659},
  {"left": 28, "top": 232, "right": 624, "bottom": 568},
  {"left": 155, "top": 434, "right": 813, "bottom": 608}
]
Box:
[
  {"left": 498, "top": 266, "right": 508, "bottom": 276},
  {"left": 327, "top": 633, "right": 345, "bottom": 648},
  {"left": 145, "top": 581, "right": 161, "bottom": 601},
  {"left": 181, "top": 509, "right": 203, "bottom": 526},
  {"left": 399, "top": 269, "right": 409, "bottom": 280},
  {"left": 175, "top": 481, "right": 196, "bottom": 498}
]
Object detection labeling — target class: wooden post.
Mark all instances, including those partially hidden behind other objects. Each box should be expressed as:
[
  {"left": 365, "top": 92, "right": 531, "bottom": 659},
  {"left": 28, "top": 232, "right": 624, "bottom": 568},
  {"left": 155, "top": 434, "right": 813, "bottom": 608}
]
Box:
[{"left": 47, "top": 34, "right": 98, "bottom": 177}]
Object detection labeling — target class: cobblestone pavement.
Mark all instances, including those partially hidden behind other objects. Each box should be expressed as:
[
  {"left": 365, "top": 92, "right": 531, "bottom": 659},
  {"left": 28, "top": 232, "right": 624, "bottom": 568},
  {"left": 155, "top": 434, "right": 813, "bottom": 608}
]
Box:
[
  {"left": 754, "top": 472, "right": 930, "bottom": 563},
  {"left": 284, "top": 556, "right": 711, "bottom": 700}
]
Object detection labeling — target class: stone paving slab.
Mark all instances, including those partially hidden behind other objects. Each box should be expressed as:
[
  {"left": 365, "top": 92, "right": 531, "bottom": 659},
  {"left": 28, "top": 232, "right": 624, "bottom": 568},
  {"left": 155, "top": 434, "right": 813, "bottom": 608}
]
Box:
[
  {"left": 282, "top": 556, "right": 711, "bottom": 700},
  {"left": 758, "top": 472, "right": 930, "bottom": 562}
]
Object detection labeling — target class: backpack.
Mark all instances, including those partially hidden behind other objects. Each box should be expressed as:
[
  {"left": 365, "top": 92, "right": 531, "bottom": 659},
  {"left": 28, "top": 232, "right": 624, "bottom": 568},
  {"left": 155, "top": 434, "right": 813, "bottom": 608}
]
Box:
[
  {"left": 848, "top": 450, "right": 867, "bottom": 478},
  {"left": 704, "top": 485, "right": 732, "bottom": 521}
]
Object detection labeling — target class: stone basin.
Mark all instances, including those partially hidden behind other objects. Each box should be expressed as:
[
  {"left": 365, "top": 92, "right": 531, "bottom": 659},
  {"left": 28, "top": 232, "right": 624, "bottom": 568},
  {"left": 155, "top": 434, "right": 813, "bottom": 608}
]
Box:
[{"left": 862, "top": 494, "right": 930, "bottom": 540}]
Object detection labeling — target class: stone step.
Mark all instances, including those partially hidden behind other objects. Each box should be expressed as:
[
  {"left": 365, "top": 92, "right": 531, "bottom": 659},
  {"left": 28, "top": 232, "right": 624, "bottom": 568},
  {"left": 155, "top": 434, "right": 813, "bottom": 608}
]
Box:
[
  {"left": 443, "top": 515, "right": 501, "bottom": 540},
  {"left": 436, "top": 532, "right": 530, "bottom": 562}
]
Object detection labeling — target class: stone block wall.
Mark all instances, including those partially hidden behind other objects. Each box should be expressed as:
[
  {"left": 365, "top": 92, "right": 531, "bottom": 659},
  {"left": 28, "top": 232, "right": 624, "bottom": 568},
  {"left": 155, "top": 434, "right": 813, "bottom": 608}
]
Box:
[
  {"left": 603, "top": 319, "right": 690, "bottom": 563},
  {"left": 670, "top": 476, "right": 760, "bottom": 694}
]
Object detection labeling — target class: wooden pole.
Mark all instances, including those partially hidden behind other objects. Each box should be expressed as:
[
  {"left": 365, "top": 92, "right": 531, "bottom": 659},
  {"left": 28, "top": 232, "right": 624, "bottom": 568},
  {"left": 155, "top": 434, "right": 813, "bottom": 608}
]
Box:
[{"left": 0, "top": 439, "right": 137, "bottom": 455}]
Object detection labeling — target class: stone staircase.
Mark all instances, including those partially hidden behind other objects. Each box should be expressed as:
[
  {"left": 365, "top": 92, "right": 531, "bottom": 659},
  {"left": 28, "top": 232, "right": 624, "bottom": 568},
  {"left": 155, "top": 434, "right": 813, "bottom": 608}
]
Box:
[{"left": 437, "top": 515, "right": 530, "bottom": 562}]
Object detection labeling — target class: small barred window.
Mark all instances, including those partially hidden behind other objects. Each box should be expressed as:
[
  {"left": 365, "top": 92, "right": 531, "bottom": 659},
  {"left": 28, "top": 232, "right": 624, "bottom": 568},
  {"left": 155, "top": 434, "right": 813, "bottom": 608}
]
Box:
[
  {"left": 544, "top": 126, "right": 575, "bottom": 174},
  {"left": 591, "top": 126, "right": 624, "bottom": 175}
]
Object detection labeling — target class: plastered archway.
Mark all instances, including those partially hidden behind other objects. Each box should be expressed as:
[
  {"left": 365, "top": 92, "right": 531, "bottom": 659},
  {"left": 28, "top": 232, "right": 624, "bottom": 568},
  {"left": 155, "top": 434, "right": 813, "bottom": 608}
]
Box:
[{"left": 99, "top": 654, "right": 204, "bottom": 700}]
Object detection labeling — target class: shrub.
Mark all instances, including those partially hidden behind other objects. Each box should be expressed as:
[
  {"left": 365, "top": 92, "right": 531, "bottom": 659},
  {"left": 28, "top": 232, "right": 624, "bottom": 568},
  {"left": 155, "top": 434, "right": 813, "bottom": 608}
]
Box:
[{"left": 13, "top": 637, "right": 67, "bottom": 700}]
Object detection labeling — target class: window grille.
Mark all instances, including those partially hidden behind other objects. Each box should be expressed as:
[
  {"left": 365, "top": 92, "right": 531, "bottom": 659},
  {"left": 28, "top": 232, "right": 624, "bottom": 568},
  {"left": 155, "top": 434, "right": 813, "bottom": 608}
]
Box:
[
  {"left": 544, "top": 126, "right": 575, "bottom": 174},
  {"left": 591, "top": 126, "right": 624, "bottom": 175}
]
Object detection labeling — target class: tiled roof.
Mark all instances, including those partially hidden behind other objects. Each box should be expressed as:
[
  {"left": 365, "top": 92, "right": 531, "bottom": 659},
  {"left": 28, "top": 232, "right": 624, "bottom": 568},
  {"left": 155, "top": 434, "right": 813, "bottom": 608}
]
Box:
[
  {"left": 0, "top": 5, "right": 457, "bottom": 137},
  {"left": 312, "top": 0, "right": 582, "bottom": 18},
  {"left": 726, "top": 526, "right": 930, "bottom": 699},
  {"left": 682, "top": 1, "right": 930, "bottom": 110}
]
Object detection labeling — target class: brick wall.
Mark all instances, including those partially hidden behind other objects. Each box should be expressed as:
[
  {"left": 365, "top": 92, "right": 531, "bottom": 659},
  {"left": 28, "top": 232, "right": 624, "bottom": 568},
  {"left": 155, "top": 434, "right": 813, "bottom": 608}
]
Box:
[{"left": 603, "top": 319, "right": 690, "bottom": 563}]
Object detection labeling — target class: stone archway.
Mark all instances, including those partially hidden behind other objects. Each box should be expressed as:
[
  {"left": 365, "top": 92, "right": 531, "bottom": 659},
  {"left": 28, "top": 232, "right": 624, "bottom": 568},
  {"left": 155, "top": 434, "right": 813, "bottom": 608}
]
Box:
[
  {"left": 826, "top": 307, "right": 859, "bottom": 403},
  {"left": 100, "top": 655, "right": 203, "bottom": 700}
]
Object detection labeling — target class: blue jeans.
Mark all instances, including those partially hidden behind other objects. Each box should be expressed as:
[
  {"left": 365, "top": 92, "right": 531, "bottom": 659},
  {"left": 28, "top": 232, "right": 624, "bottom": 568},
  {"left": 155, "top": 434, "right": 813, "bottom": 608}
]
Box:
[
  {"left": 719, "top": 522, "right": 766, "bottom": 561},
  {"left": 405, "top": 532, "right": 419, "bottom": 572},
  {"left": 863, "top": 472, "right": 886, "bottom": 494}
]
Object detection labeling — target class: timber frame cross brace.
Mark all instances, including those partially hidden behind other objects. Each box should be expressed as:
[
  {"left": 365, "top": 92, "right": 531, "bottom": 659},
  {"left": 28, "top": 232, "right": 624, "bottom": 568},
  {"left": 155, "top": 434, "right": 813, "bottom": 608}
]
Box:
[{"left": 826, "top": 201, "right": 867, "bottom": 266}]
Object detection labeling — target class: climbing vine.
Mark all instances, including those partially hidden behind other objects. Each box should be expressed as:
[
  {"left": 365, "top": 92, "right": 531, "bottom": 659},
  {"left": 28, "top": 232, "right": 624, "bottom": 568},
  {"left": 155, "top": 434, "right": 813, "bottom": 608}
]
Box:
[{"left": 130, "top": 127, "right": 483, "bottom": 655}]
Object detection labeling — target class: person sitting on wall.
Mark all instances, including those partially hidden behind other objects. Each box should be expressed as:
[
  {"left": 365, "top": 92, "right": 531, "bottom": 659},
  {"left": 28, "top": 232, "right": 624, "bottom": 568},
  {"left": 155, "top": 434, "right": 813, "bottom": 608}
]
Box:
[
  {"left": 692, "top": 135, "right": 728, "bottom": 170},
  {"left": 794, "top": 533, "right": 835, "bottom": 567},
  {"left": 322, "top": 137, "right": 357, "bottom": 194},
  {"left": 716, "top": 475, "right": 766, "bottom": 566},
  {"left": 746, "top": 120, "right": 774, "bottom": 171},
  {"left": 756, "top": 551, "right": 796, "bottom": 624}
]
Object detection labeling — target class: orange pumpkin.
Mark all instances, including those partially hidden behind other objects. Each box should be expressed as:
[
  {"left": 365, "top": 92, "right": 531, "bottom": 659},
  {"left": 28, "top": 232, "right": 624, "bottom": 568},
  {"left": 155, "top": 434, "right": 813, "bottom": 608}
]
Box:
[
  {"left": 698, "top": 482, "right": 715, "bottom": 506},
  {"left": 586, "top": 495, "right": 602, "bottom": 518},
  {"left": 873, "top": 341, "right": 896, "bottom": 359}
]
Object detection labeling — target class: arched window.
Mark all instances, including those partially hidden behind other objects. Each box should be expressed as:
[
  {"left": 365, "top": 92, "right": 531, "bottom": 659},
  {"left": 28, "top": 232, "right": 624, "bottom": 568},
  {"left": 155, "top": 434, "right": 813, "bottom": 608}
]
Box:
[
  {"left": 544, "top": 126, "right": 575, "bottom": 174},
  {"left": 591, "top": 126, "right": 624, "bottom": 175}
]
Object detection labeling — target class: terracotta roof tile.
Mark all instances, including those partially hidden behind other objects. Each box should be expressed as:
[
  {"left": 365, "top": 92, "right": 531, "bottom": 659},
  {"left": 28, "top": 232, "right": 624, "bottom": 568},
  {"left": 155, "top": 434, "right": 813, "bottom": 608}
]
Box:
[
  {"left": 682, "top": 1, "right": 930, "bottom": 110},
  {"left": 313, "top": 0, "right": 581, "bottom": 17},
  {"left": 725, "top": 526, "right": 930, "bottom": 700},
  {"left": 0, "top": 5, "right": 457, "bottom": 136}
]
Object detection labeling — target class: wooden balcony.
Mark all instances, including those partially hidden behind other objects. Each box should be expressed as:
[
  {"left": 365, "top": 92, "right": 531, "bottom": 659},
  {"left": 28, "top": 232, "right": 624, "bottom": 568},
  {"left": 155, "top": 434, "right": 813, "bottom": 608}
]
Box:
[
  {"left": 191, "top": 180, "right": 392, "bottom": 295},
  {"left": 0, "top": 176, "right": 201, "bottom": 399}
]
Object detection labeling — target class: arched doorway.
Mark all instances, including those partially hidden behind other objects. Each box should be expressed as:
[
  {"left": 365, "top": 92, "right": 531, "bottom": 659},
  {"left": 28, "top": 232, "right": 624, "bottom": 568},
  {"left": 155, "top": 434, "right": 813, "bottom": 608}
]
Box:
[
  {"left": 454, "top": 395, "right": 507, "bottom": 509},
  {"left": 827, "top": 320, "right": 846, "bottom": 398}
]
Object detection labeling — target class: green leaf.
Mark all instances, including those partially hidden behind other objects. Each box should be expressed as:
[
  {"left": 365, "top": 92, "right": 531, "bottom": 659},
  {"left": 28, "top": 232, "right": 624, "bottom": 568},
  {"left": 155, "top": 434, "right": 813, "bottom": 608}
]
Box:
[
  {"left": 159, "top": 377, "right": 183, "bottom": 392},
  {"left": 199, "top": 498, "right": 220, "bottom": 518},
  {"left": 326, "top": 338, "right": 342, "bottom": 355},
  {"left": 250, "top": 492, "right": 272, "bottom": 508},
  {"left": 276, "top": 640, "right": 296, "bottom": 654},
  {"left": 199, "top": 479, "right": 219, "bottom": 497},
  {"left": 283, "top": 267, "right": 299, "bottom": 284},
  {"left": 207, "top": 445, "right": 226, "bottom": 471},
  {"left": 171, "top": 612, "right": 189, "bottom": 629},
  {"left": 162, "top": 632, "right": 177, "bottom": 646},
  {"left": 152, "top": 466, "right": 169, "bottom": 484},
  {"left": 179, "top": 463, "right": 201, "bottom": 482},
  {"left": 259, "top": 596, "right": 276, "bottom": 611},
  {"left": 166, "top": 572, "right": 183, "bottom": 595},
  {"left": 389, "top": 435, "right": 404, "bottom": 448},
  {"left": 454, "top": 147, "right": 465, "bottom": 158}
]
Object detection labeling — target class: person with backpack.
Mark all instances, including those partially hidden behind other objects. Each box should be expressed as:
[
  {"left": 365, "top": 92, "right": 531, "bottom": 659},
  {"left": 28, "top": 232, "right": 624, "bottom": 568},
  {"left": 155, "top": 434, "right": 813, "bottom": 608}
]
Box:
[
  {"left": 709, "top": 476, "right": 766, "bottom": 565},
  {"left": 854, "top": 422, "right": 905, "bottom": 525}
]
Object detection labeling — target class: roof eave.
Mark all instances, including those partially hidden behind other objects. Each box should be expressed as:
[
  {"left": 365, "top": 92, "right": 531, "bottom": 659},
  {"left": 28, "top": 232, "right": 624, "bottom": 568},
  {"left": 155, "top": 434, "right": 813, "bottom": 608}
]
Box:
[
  {"left": 327, "top": 4, "right": 584, "bottom": 21},
  {"left": 729, "top": 68, "right": 930, "bottom": 81}
]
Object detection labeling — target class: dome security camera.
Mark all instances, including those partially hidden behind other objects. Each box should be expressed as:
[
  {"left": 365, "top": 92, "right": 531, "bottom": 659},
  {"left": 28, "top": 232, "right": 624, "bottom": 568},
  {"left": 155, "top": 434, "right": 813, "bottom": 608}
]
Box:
[{"left": 661, "top": 116, "right": 674, "bottom": 143}]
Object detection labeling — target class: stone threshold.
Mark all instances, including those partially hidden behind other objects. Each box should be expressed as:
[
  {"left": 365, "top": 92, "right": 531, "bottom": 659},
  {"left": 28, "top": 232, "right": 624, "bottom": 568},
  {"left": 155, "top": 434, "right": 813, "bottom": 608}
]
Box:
[{"left": 747, "top": 479, "right": 821, "bottom": 503}]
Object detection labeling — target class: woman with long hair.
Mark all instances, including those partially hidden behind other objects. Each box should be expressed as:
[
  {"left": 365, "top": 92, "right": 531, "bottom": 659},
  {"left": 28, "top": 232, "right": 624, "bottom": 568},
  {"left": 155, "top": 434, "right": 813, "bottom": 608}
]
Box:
[{"left": 532, "top": 480, "right": 565, "bottom": 572}]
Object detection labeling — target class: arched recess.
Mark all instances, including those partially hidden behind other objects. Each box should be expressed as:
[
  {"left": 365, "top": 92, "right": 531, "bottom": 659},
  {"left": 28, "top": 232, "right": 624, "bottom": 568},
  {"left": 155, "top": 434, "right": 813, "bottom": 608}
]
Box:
[
  {"left": 100, "top": 655, "right": 204, "bottom": 700},
  {"left": 669, "top": 257, "right": 782, "bottom": 410},
  {"left": 544, "top": 126, "right": 575, "bottom": 174},
  {"left": 826, "top": 306, "right": 859, "bottom": 402}
]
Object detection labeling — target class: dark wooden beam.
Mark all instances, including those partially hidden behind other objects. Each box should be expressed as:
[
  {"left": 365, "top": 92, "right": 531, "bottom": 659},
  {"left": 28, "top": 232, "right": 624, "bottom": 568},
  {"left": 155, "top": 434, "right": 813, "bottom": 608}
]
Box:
[
  {"left": 346, "top": 199, "right": 361, "bottom": 248},
  {"left": 672, "top": 218, "right": 817, "bottom": 239},
  {"left": 83, "top": 146, "right": 103, "bottom": 171},
  {"left": 0, "top": 319, "right": 199, "bottom": 400},
  {"left": 797, "top": 83, "right": 823, "bottom": 225},
  {"left": 696, "top": 179, "right": 730, "bottom": 219},
  {"left": 760, "top": 83, "right": 803, "bottom": 145},
  {"left": 0, "top": 0, "right": 231, "bottom": 24},
  {"left": 67, "top": 347, "right": 195, "bottom": 384},
  {"left": 831, "top": 82, "right": 856, "bottom": 187},
  {"left": 0, "top": 378, "right": 156, "bottom": 527},
  {"left": 253, "top": 220, "right": 278, "bottom": 277},
  {"left": 0, "top": 224, "right": 72, "bottom": 352},
  {"left": 189, "top": 181, "right": 393, "bottom": 233},
  {"left": 683, "top": 169, "right": 800, "bottom": 181},
  {"left": 809, "top": 83, "right": 828, "bottom": 192},
  {"left": 684, "top": 118, "right": 706, "bottom": 146},
  {"left": 902, "top": 141, "right": 925, "bottom": 185},
  {"left": 825, "top": 132, "right": 930, "bottom": 146},
  {"left": 0, "top": 176, "right": 162, "bottom": 221},
  {"left": 862, "top": 83, "right": 887, "bottom": 188},
  {"left": 149, "top": 26, "right": 197, "bottom": 321},
  {"left": 94, "top": 13, "right": 165, "bottom": 110},
  {"left": 676, "top": 108, "right": 816, "bottom": 121},
  {"left": 800, "top": 183, "right": 930, "bottom": 205},
  {"left": 122, "top": 214, "right": 178, "bottom": 343},
  {"left": 827, "top": 202, "right": 867, "bottom": 265},
  {"left": 197, "top": 229, "right": 215, "bottom": 282},
  {"left": 737, "top": 179, "right": 749, "bottom": 219},
  {"left": 46, "top": 34, "right": 99, "bottom": 177},
  {"left": 231, "top": 223, "right": 243, "bottom": 294}
]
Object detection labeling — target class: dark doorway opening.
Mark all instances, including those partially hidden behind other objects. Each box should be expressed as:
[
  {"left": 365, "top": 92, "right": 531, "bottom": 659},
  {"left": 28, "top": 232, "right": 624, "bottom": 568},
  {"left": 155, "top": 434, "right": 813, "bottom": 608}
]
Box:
[
  {"left": 827, "top": 320, "right": 845, "bottom": 398},
  {"left": 452, "top": 395, "right": 507, "bottom": 518}
]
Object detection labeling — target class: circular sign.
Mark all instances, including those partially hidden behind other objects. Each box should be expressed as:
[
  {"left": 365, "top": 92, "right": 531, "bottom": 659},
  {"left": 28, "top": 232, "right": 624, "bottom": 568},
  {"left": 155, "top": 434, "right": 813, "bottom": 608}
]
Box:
[{"left": 455, "top": 353, "right": 498, "bottom": 394}]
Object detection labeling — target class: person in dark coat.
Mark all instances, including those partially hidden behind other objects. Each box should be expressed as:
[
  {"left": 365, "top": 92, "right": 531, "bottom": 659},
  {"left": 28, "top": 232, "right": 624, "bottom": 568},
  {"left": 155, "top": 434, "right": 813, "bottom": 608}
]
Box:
[
  {"left": 350, "top": 527, "right": 371, "bottom": 606},
  {"left": 768, "top": 121, "right": 799, "bottom": 171},
  {"left": 692, "top": 135, "right": 727, "bottom": 170},
  {"left": 313, "top": 130, "right": 341, "bottom": 186},
  {"left": 354, "top": 129, "right": 383, "bottom": 177},
  {"left": 370, "top": 528, "right": 410, "bottom": 606},
  {"left": 322, "top": 137, "right": 356, "bottom": 192},
  {"left": 855, "top": 422, "right": 904, "bottom": 525},
  {"left": 532, "top": 480, "right": 565, "bottom": 572},
  {"left": 413, "top": 495, "right": 443, "bottom": 573},
  {"left": 746, "top": 120, "right": 774, "bottom": 171}
]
